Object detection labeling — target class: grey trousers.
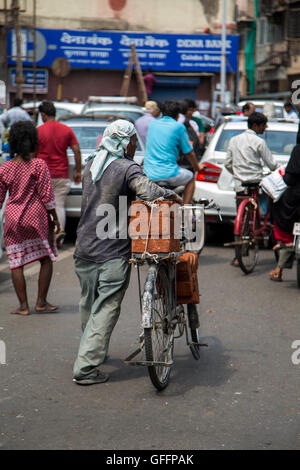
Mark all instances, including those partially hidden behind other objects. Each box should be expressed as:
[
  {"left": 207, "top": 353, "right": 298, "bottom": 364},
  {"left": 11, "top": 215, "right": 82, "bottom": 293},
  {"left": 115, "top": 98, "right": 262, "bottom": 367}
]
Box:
[
  {"left": 278, "top": 249, "right": 295, "bottom": 269},
  {"left": 73, "top": 257, "right": 131, "bottom": 380}
]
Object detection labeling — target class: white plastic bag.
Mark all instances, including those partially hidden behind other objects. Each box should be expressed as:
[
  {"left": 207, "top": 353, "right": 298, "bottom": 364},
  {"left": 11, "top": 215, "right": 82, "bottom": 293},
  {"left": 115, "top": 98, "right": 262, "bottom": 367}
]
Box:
[{"left": 260, "top": 165, "right": 287, "bottom": 202}]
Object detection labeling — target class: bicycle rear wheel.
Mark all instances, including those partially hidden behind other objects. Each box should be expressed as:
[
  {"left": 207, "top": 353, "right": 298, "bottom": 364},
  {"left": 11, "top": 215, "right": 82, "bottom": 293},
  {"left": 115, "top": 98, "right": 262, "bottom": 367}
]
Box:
[
  {"left": 236, "top": 202, "right": 258, "bottom": 274},
  {"left": 143, "top": 264, "right": 174, "bottom": 391}
]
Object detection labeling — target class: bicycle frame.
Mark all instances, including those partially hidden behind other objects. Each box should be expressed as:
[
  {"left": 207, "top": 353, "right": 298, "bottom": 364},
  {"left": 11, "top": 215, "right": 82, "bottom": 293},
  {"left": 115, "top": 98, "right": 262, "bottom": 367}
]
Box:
[
  {"left": 141, "top": 260, "right": 177, "bottom": 329},
  {"left": 234, "top": 189, "right": 272, "bottom": 241}
]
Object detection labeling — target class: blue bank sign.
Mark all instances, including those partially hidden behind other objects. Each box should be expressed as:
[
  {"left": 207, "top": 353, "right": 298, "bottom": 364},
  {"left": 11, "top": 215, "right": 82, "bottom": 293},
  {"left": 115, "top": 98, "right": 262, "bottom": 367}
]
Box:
[
  {"left": 10, "top": 68, "right": 48, "bottom": 93},
  {"left": 7, "top": 28, "right": 239, "bottom": 73}
]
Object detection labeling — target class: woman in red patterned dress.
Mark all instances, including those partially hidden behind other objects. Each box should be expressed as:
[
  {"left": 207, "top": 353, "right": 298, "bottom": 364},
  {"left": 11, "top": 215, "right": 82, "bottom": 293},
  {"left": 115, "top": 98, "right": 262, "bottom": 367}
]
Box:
[{"left": 0, "top": 121, "right": 60, "bottom": 315}]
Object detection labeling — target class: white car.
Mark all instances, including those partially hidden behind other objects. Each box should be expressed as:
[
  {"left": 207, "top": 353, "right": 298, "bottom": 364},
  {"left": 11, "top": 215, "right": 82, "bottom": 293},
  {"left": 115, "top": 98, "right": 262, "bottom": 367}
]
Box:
[
  {"left": 22, "top": 101, "right": 84, "bottom": 126},
  {"left": 238, "top": 100, "right": 285, "bottom": 119},
  {"left": 82, "top": 96, "right": 144, "bottom": 122},
  {"left": 194, "top": 117, "right": 298, "bottom": 225}
]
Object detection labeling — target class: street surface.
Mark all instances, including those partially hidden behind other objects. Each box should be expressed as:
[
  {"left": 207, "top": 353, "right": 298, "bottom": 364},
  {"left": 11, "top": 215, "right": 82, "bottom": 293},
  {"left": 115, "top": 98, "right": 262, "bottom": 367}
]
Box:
[{"left": 0, "top": 230, "right": 299, "bottom": 450}]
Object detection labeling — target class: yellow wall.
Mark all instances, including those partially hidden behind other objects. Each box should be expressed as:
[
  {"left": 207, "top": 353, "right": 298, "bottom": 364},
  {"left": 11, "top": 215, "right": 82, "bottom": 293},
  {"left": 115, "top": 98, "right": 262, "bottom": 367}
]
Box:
[{"left": 8, "top": 0, "right": 236, "bottom": 34}]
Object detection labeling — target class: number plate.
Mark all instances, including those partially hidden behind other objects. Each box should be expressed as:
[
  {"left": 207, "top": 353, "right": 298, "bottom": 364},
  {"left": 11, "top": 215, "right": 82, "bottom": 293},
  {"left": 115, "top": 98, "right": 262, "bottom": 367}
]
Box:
[{"left": 293, "top": 223, "right": 300, "bottom": 235}]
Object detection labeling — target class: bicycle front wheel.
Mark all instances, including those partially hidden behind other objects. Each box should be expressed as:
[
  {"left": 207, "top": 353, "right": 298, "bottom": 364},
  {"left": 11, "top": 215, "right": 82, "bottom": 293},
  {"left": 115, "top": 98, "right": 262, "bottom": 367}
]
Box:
[
  {"left": 143, "top": 264, "right": 174, "bottom": 391},
  {"left": 236, "top": 202, "right": 258, "bottom": 274},
  {"left": 187, "top": 304, "right": 201, "bottom": 360}
]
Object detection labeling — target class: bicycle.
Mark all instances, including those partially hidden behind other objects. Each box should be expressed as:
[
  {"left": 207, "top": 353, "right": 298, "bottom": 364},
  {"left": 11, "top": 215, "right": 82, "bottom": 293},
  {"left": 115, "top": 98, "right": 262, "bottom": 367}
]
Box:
[
  {"left": 124, "top": 201, "right": 208, "bottom": 391},
  {"left": 230, "top": 182, "right": 276, "bottom": 274}
]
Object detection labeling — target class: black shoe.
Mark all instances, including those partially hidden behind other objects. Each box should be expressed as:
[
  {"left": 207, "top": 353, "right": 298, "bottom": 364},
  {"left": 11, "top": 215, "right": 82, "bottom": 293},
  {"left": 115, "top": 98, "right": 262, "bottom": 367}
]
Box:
[{"left": 73, "top": 370, "right": 109, "bottom": 385}]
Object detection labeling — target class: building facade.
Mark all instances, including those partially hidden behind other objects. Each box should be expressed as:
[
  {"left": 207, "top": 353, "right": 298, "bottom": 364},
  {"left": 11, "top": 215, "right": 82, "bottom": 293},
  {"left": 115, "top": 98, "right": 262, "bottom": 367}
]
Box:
[
  {"left": 236, "top": 0, "right": 300, "bottom": 99},
  {"left": 0, "top": 0, "right": 239, "bottom": 114}
]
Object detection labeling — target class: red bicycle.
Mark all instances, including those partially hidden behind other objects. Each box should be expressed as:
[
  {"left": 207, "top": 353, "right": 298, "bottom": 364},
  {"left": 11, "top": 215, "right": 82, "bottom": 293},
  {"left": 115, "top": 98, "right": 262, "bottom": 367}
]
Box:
[{"left": 233, "top": 183, "right": 277, "bottom": 274}]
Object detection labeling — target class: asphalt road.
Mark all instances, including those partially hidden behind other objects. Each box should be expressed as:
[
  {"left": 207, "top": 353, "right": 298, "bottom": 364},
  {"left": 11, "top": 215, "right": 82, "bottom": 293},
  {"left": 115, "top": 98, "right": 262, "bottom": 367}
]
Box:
[{"left": 0, "top": 231, "right": 299, "bottom": 450}]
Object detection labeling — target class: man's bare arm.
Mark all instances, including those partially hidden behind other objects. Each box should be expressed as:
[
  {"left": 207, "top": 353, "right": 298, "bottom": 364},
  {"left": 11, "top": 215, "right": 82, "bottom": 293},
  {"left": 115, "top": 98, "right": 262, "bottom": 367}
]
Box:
[
  {"left": 198, "top": 132, "right": 205, "bottom": 147},
  {"left": 71, "top": 144, "right": 82, "bottom": 184},
  {"left": 184, "top": 150, "right": 205, "bottom": 172}
]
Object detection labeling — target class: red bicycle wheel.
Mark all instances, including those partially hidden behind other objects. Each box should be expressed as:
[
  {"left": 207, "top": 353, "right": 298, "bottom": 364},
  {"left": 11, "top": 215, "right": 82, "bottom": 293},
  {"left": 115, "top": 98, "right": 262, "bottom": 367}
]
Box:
[{"left": 235, "top": 201, "right": 259, "bottom": 274}]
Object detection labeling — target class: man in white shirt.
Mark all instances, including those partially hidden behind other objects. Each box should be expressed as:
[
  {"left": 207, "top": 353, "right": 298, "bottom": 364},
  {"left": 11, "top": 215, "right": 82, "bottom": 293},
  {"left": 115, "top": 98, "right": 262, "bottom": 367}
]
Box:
[
  {"left": 224, "top": 112, "right": 279, "bottom": 265},
  {"left": 225, "top": 112, "right": 278, "bottom": 192},
  {"left": 283, "top": 101, "right": 298, "bottom": 120}
]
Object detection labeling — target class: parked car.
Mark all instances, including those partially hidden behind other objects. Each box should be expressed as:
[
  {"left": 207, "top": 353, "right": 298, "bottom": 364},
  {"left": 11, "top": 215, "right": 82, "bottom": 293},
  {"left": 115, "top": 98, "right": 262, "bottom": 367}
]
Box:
[
  {"left": 58, "top": 114, "right": 145, "bottom": 218},
  {"left": 82, "top": 96, "right": 144, "bottom": 122},
  {"left": 23, "top": 101, "right": 84, "bottom": 126},
  {"left": 238, "top": 100, "right": 285, "bottom": 119},
  {"left": 194, "top": 117, "right": 298, "bottom": 226}
]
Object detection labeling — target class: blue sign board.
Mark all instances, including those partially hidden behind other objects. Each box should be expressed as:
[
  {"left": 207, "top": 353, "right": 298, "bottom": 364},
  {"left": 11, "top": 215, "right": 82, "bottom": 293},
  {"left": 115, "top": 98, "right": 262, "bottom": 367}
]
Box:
[
  {"left": 10, "top": 68, "right": 48, "bottom": 91},
  {"left": 7, "top": 28, "right": 239, "bottom": 73}
]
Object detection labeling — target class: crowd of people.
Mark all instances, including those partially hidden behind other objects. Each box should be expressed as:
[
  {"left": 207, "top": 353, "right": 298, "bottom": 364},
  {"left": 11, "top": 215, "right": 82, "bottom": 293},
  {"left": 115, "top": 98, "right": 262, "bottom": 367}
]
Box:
[{"left": 0, "top": 93, "right": 299, "bottom": 385}]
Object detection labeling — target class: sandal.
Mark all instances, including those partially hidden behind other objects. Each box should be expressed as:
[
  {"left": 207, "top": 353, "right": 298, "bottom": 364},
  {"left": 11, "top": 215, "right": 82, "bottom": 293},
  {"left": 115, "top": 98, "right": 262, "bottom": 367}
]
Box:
[
  {"left": 269, "top": 269, "right": 282, "bottom": 282},
  {"left": 230, "top": 258, "right": 239, "bottom": 267}
]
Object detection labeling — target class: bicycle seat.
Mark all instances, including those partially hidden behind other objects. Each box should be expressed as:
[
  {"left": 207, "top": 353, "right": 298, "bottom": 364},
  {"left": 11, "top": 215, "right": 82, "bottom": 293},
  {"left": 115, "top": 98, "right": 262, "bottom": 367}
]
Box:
[{"left": 156, "top": 181, "right": 185, "bottom": 194}]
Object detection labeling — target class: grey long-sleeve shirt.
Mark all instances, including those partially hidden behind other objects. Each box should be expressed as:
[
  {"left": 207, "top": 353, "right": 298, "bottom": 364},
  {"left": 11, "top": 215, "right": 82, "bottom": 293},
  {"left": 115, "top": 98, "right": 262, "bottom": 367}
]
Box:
[
  {"left": 0, "top": 107, "right": 31, "bottom": 130},
  {"left": 74, "top": 157, "right": 177, "bottom": 263},
  {"left": 224, "top": 129, "right": 279, "bottom": 192}
]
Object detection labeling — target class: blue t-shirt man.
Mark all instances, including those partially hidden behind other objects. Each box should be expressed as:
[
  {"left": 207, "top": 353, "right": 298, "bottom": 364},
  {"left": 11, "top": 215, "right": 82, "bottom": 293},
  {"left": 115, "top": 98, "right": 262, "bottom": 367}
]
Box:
[{"left": 144, "top": 115, "right": 193, "bottom": 180}]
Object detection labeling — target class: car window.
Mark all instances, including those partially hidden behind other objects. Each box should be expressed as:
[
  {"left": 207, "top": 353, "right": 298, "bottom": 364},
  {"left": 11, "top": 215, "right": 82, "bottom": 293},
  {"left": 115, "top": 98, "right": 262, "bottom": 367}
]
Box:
[
  {"left": 252, "top": 105, "right": 283, "bottom": 118},
  {"left": 71, "top": 126, "right": 106, "bottom": 149},
  {"left": 85, "top": 110, "right": 143, "bottom": 122},
  {"left": 70, "top": 125, "right": 142, "bottom": 152},
  {"left": 56, "top": 108, "right": 76, "bottom": 120},
  {"left": 215, "top": 129, "right": 245, "bottom": 152},
  {"left": 264, "top": 130, "right": 297, "bottom": 155},
  {"left": 215, "top": 128, "right": 297, "bottom": 155}
]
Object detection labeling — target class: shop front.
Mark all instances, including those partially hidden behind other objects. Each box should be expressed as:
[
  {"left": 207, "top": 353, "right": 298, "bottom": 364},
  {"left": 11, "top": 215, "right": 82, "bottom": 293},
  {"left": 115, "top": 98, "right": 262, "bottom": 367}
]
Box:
[{"left": 7, "top": 28, "right": 239, "bottom": 114}]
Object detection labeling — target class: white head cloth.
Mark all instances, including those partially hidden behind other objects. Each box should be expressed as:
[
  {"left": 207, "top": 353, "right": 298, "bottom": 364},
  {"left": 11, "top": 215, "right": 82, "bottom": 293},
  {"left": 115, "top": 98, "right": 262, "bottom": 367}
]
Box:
[{"left": 86, "top": 119, "right": 136, "bottom": 183}]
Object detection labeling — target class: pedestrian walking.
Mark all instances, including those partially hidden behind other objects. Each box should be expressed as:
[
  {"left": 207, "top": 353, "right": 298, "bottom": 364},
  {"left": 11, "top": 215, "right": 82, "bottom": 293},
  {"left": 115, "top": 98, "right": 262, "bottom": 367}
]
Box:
[
  {"left": 0, "top": 121, "right": 60, "bottom": 315},
  {"left": 283, "top": 101, "right": 298, "bottom": 120},
  {"left": 143, "top": 68, "right": 157, "bottom": 98},
  {"left": 73, "top": 119, "right": 180, "bottom": 385},
  {"left": 0, "top": 98, "right": 31, "bottom": 136},
  {"left": 135, "top": 100, "right": 160, "bottom": 145},
  {"left": 37, "top": 101, "right": 82, "bottom": 247}
]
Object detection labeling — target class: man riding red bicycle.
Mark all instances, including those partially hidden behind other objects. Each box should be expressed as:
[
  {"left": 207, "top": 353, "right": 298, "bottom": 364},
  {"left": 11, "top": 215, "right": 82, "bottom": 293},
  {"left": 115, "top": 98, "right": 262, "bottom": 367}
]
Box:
[{"left": 224, "top": 112, "right": 280, "bottom": 266}]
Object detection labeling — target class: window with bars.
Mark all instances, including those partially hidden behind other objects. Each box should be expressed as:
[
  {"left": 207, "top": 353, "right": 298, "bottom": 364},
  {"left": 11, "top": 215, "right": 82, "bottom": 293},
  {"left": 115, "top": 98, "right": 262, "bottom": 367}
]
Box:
[{"left": 287, "top": 9, "right": 300, "bottom": 38}]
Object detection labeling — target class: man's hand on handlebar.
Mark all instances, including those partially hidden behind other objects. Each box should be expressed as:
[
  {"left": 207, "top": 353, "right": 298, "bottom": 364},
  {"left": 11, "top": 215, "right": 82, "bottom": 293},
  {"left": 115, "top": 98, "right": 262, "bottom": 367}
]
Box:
[
  {"left": 173, "top": 194, "right": 183, "bottom": 205},
  {"left": 197, "top": 162, "right": 205, "bottom": 172}
]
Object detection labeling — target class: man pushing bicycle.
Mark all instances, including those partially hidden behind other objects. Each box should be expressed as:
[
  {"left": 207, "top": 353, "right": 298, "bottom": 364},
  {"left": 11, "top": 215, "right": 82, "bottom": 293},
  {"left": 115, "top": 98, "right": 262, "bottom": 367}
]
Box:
[{"left": 224, "top": 112, "right": 279, "bottom": 266}]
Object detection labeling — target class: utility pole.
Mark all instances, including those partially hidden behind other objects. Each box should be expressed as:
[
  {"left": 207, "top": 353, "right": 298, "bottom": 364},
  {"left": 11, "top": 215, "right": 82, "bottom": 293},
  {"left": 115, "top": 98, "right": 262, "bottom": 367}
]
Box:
[
  {"left": 32, "top": 0, "right": 37, "bottom": 118},
  {"left": 220, "top": 0, "right": 227, "bottom": 106},
  {"left": 11, "top": 0, "right": 24, "bottom": 99}
]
